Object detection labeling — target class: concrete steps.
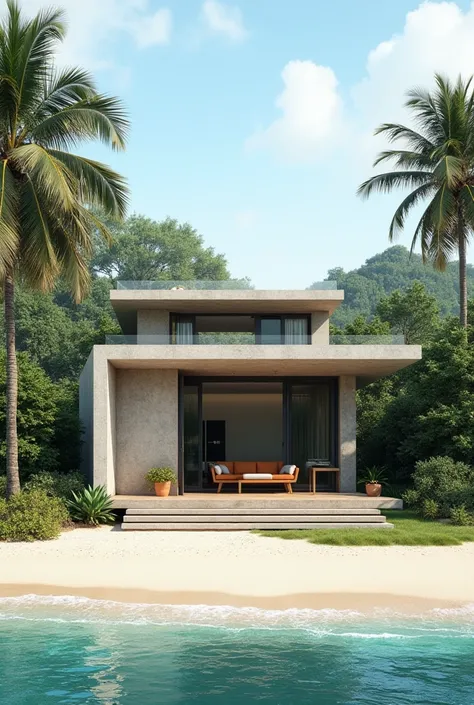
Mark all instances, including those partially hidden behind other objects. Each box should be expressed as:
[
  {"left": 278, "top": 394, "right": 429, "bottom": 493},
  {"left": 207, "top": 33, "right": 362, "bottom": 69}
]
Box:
[{"left": 121, "top": 507, "right": 393, "bottom": 531}]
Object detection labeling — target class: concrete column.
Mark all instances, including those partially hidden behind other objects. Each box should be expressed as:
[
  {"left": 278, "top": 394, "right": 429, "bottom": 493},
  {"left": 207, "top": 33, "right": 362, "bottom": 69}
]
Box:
[
  {"left": 91, "top": 354, "right": 117, "bottom": 495},
  {"left": 339, "top": 375, "right": 357, "bottom": 493},
  {"left": 137, "top": 310, "right": 170, "bottom": 340},
  {"left": 311, "top": 311, "right": 329, "bottom": 344}
]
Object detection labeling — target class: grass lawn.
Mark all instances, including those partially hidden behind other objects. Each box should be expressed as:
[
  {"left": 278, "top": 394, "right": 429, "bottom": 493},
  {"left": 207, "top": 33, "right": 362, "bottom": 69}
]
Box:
[{"left": 255, "top": 511, "right": 474, "bottom": 546}]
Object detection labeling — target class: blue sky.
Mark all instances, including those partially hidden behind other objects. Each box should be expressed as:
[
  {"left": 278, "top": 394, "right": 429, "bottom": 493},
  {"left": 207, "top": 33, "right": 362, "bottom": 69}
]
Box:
[{"left": 21, "top": 0, "right": 474, "bottom": 286}]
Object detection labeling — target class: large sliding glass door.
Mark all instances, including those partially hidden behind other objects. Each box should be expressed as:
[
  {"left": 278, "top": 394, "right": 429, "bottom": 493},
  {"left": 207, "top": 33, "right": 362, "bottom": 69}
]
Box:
[
  {"left": 180, "top": 377, "right": 337, "bottom": 493},
  {"left": 287, "top": 380, "right": 337, "bottom": 490}
]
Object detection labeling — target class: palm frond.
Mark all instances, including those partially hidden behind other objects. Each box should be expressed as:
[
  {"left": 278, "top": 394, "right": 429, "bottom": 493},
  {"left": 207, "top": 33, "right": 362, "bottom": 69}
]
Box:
[
  {"left": 37, "top": 66, "right": 96, "bottom": 111},
  {"left": 373, "top": 150, "right": 434, "bottom": 170},
  {"left": 0, "top": 160, "right": 19, "bottom": 272},
  {"left": 18, "top": 176, "right": 59, "bottom": 290},
  {"left": 374, "top": 123, "right": 435, "bottom": 154},
  {"left": 388, "top": 182, "right": 435, "bottom": 241},
  {"left": 433, "top": 155, "right": 465, "bottom": 188},
  {"left": 50, "top": 150, "right": 129, "bottom": 218},
  {"left": 14, "top": 4, "right": 65, "bottom": 125},
  {"left": 357, "top": 171, "right": 432, "bottom": 199},
  {"left": 11, "top": 143, "right": 77, "bottom": 211},
  {"left": 31, "top": 94, "right": 129, "bottom": 151}
]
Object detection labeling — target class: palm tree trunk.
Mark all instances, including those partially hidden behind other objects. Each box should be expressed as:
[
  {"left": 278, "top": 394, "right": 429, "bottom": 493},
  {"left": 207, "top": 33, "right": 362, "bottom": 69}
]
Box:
[
  {"left": 4, "top": 269, "right": 20, "bottom": 497},
  {"left": 458, "top": 228, "right": 468, "bottom": 328}
]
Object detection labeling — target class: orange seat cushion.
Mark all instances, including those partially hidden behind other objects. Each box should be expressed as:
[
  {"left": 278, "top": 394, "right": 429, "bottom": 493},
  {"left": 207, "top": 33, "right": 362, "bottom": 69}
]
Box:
[
  {"left": 218, "top": 474, "right": 241, "bottom": 481},
  {"left": 233, "top": 461, "right": 257, "bottom": 475},
  {"left": 257, "top": 461, "right": 282, "bottom": 474},
  {"left": 272, "top": 474, "right": 294, "bottom": 480}
]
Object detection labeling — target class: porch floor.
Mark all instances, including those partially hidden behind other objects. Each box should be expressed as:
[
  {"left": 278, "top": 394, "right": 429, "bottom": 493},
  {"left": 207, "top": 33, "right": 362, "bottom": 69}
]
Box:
[{"left": 112, "top": 493, "right": 403, "bottom": 511}]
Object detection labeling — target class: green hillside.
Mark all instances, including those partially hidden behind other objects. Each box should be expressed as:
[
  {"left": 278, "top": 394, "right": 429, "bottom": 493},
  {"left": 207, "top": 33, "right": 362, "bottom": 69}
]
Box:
[{"left": 311, "top": 245, "right": 474, "bottom": 327}]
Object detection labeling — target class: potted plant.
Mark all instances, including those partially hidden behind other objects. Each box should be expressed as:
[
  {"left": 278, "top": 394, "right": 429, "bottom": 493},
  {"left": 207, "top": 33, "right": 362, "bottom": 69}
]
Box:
[
  {"left": 357, "top": 467, "right": 389, "bottom": 497},
  {"left": 146, "top": 467, "right": 177, "bottom": 497}
]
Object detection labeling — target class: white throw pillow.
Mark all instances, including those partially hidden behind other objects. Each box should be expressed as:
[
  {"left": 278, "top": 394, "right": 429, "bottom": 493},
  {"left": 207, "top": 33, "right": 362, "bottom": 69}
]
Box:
[
  {"left": 279, "top": 464, "right": 296, "bottom": 475},
  {"left": 213, "top": 465, "right": 222, "bottom": 475},
  {"left": 220, "top": 464, "right": 230, "bottom": 474}
]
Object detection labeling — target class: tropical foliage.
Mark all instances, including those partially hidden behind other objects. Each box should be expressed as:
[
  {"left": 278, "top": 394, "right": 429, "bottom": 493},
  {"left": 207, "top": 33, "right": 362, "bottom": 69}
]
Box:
[
  {"left": 0, "top": 488, "right": 68, "bottom": 541},
  {"left": 66, "top": 485, "right": 115, "bottom": 526},
  {"left": 24, "top": 470, "right": 85, "bottom": 499},
  {"left": 0, "top": 1, "right": 129, "bottom": 497},
  {"left": 92, "top": 214, "right": 230, "bottom": 282},
  {"left": 358, "top": 74, "right": 474, "bottom": 328},
  {"left": 0, "top": 351, "right": 80, "bottom": 476},
  {"left": 311, "top": 245, "right": 474, "bottom": 328},
  {"left": 402, "top": 457, "right": 474, "bottom": 524},
  {"left": 357, "top": 312, "right": 474, "bottom": 481}
]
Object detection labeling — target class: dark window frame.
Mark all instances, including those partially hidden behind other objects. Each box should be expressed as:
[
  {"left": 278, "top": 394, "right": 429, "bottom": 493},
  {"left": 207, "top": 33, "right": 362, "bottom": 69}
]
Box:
[{"left": 170, "top": 313, "right": 311, "bottom": 344}]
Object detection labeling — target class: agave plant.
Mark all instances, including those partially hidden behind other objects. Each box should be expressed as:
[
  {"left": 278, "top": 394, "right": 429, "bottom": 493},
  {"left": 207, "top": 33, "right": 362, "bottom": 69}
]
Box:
[{"left": 66, "top": 485, "right": 116, "bottom": 526}]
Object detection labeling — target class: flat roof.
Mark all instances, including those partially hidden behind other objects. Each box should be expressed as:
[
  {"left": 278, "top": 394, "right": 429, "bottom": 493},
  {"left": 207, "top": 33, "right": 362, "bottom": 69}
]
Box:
[{"left": 111, "top": 289, "right": 344, "bottom": 332}]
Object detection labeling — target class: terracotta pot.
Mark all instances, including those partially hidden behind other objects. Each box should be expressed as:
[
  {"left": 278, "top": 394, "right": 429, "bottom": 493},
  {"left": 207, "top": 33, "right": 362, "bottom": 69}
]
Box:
[
  {"left": 154, "top": 481, "right": 171, "bottom": 497},
  {"left": 366, "top": 482, "right": 382, "bottom": 497}
]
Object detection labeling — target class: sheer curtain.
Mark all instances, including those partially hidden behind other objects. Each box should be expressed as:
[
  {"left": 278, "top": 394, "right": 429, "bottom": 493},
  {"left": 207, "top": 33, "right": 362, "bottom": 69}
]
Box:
[
  {"left": 176, "top": 319, "right": 194, "bottom": 344},
  {"left": 284, "top": 317, "right": 308, "bottom": 344},
  {"left": 290, "top": 384, "right": 332, "bottom": 484}
]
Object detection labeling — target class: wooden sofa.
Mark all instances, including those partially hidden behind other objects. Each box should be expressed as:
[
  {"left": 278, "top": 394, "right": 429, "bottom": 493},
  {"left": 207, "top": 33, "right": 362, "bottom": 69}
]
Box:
[{"left": 210, "top": 461, "right": 300, "bottom": 494}]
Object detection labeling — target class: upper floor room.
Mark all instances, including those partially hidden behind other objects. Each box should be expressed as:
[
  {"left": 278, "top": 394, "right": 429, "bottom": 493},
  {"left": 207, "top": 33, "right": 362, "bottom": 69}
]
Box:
[{"left": 108, "top": 280, "right": 403, "bottom": 346}]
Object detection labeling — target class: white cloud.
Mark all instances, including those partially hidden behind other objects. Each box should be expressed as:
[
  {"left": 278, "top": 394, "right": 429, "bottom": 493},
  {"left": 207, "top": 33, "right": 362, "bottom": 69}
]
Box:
[
  {"left": 248, "top": 2, "right": 474, "bottom": 163},
  {"left": 246, "top": 60, "right": 343, "bottom": 162},
  {"left": 201, "top": 0, "right": 247, "bottom": 42},
  {"left": 17, "top": 0, "right": 172, "bottom": 69},
  {"left": 353, "top": 1, "right": 474, "bottom": 132},
  {"left": 132, "top": 8, "right": 172, "bottom": 49}
]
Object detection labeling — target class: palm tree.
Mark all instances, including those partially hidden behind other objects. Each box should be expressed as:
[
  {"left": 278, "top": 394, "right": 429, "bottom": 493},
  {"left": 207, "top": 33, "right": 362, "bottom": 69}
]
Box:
[
  {"left": 358, "top": 73, "right": 474, "bottom": 328},
  {"left": 0, "top": 2, "right": 129, "bottom": 497}
]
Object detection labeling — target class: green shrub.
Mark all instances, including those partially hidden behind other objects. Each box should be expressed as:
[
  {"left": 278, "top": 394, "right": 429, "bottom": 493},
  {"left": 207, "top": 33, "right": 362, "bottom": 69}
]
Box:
[
  {"left": 444, "top": 487, "right": 474, "bottom": 513},
  {"left": 0, "top": 475, "right": 6, "bottom": 498},
  {"left": 146, "top": 467, "right": 177, "bottom": 484},
  {"left": 25, "top": 470, "right": 85, "bottom": 500},
  {"left": 402, "top": 488, "right": 419, "bottom": 507},
  {"left": 405, "top": 457, "right": 474, "bottom": 519},
  {"left": 421, "top": 498, "right": 439, "bottom": 520},
  {"left": 66, "top": 485, "right": 115, "bottom": 526},
  {"left": 0, "top": 489, "right": 68, "bottom": 541},
  {"left": 450, "top": 505, "right": 474, "bottom": 526}
]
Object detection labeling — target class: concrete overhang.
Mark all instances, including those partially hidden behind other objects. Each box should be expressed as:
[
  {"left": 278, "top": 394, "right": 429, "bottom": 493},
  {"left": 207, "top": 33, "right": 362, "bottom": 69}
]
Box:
[
  {"left": 95, "top": 343, "right": 421, "bottom": 383},
  {"left": 111, "top": 289, "right": 344, "bottom": 318}
]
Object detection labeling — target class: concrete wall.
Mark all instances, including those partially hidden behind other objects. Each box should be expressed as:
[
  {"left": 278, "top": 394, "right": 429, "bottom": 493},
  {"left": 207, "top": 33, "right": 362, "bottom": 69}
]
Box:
[
  {"left": 339, "top": 375, "right": 357, "bottom": 492},
  {"left": 311, "top": 312, "right": 330, "bottom": 345},
  {"left": 79, "top": 351, "right": 94, "bottom": 484},
  {"left": 202, "top": 393, "right": 283, "bottom": 461},
  {"left": 137, "top": 310, "right": 169, "bottom": 339},
  {"left": 115, "top": 369, "right": 178, "bottom": 495}
]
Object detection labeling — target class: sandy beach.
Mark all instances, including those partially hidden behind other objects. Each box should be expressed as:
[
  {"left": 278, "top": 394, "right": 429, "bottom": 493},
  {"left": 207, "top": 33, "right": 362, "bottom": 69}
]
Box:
[{"left": 0, "top": 527, "right": 473, "bottom": 611}]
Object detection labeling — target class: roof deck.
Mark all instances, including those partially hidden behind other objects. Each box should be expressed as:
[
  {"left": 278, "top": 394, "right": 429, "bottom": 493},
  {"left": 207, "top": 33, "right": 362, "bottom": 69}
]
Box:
[{"left": 110, "top": 280, "right": 343, "bottom": 316}]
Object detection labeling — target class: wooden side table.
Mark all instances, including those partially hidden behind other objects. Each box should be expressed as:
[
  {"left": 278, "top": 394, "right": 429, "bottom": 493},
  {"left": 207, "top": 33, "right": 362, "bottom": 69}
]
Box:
[{"left": 309, "top": 467, "right": 340, "bottom": 493}]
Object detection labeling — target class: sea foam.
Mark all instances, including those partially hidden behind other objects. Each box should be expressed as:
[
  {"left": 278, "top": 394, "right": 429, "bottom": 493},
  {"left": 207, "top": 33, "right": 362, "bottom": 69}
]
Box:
[{"left": 0, "top": 594, "right": 473, "bottom": 639}]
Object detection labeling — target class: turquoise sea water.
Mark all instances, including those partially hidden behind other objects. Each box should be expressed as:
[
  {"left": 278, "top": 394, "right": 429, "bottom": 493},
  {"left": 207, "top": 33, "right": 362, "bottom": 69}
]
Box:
[{"left": 0, "top": 596, "right": 473, "bottom": 705}]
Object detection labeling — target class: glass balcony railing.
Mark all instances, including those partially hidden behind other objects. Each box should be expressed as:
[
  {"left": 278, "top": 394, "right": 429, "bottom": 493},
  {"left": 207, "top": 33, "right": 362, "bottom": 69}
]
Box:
[
  {"left": 105, "top": 334, "right": 406, "bottom": 345},
  {"left": 115, "top": 280, "right": 338, "bottom": 290},
  {"left": 329, "top": 335, "right": 405, "bottom": 345}
]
